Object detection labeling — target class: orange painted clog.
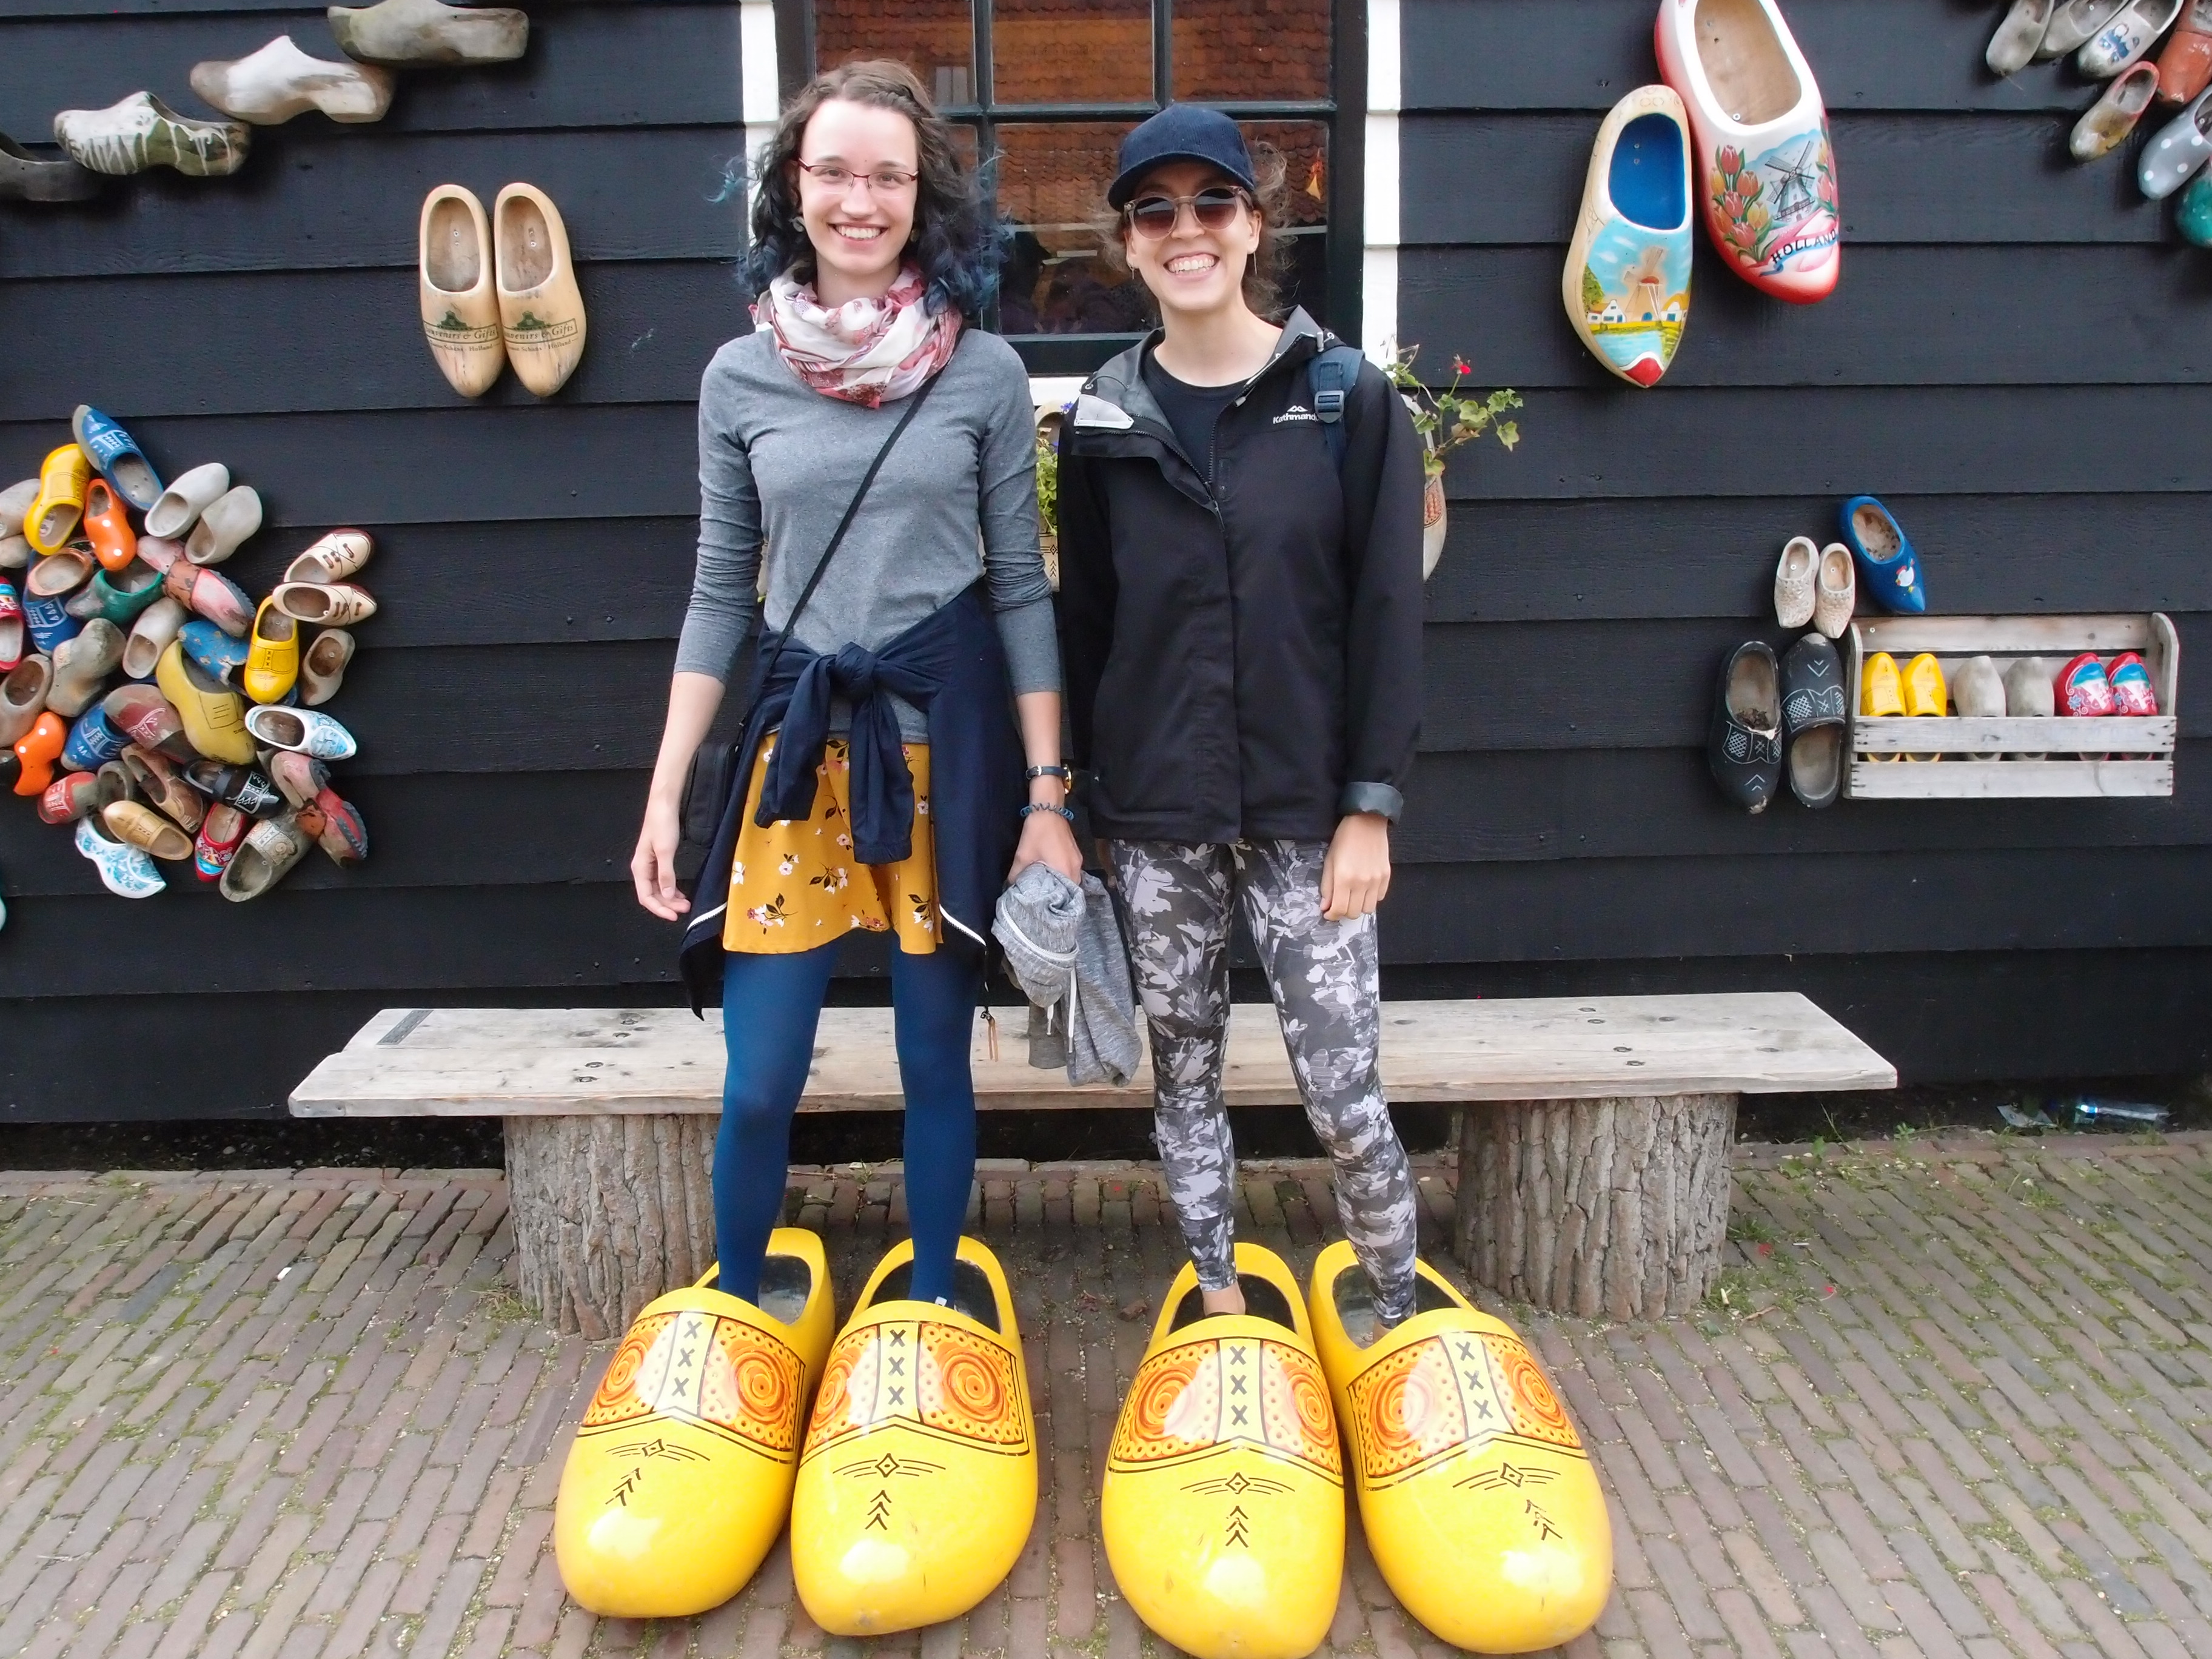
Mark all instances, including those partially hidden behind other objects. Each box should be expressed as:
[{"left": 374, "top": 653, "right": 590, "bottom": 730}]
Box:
[{"left": 80, "top": 480, "right": 136, "bottom": 574}]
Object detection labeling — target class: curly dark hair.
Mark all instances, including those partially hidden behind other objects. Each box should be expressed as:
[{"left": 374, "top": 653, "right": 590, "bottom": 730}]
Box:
[
  {"left": 1097, "top": 141, "right": 1293, "bottom": 321},
  {"left": 739, "top": 59, "right": 1000, "bottom": 321}
]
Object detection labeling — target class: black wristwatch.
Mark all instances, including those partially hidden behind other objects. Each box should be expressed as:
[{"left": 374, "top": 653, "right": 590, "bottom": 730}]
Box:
[{"left": 1025, "top": 764, "right": 1073, "bottom": 785}]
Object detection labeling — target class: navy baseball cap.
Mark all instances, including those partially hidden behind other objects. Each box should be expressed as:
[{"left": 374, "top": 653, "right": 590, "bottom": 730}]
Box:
[{"left": 1107, "top": 105, "right": 1258, "bottom": 209}]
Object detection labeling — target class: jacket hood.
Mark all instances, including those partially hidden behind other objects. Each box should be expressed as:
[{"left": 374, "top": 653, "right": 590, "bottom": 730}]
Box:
[{"left": 1071, "top": 307, "right": 1334, "bottom": 440}]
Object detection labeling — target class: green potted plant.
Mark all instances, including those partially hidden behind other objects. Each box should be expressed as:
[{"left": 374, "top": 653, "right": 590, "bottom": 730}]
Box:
[{"left": 1383, "top": 345, "right": 1521, "bottom": 578}]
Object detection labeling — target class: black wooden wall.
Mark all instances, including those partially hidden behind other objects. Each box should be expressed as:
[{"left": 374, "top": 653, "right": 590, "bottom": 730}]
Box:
[
  {"left": 0, "top": 0, "right": 749, "bottom": 1119},
  {"left": 1, "top": 0, "right": 2206, "bottom": 1121},
  {"left": 1392, "top": 0, "right": 2212, "bottom": 1082}
]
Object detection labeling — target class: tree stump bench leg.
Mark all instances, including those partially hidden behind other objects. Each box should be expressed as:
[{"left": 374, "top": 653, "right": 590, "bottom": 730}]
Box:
[
  {"left": 505, "top": 1114, "right": 719, "bottom": 1338},
  {"left": 1453, "top": 1093, "right": 1737, "bottom": 1320}
]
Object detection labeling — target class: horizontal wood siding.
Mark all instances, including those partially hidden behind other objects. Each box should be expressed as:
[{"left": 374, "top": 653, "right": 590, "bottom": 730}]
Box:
[
  {"left": 0, "top": 0, "right": 743, "bottom": 1119},
  {"left": 0, "top": 0, "right": 2202, "bottom": 1120},
  {"left": 1395, "top": 0, "right": 2212, "bottom": 1086}
]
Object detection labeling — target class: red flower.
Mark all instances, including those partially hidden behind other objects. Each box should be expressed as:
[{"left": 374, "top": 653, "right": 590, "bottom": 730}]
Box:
[
  {"left": 1716, "top": 145, "right": 1744, "bottom": 178},
  {"left": 1451, "top": 355, "right": 1471, "bottom": 375}
]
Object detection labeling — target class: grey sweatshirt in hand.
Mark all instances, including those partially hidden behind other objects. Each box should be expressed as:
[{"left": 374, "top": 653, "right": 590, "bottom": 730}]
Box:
[{"left": 674, "top": 325, "right": 1061, "bottom": 740}]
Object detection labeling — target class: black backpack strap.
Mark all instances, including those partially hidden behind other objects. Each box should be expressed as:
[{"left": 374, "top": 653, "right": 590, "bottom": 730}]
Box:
[{"left": 1308, "top": 343, "right": 1366, "bottom": 472}]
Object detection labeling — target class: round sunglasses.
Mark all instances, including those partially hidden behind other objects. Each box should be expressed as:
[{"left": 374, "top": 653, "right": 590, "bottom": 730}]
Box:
[{"left": 1123, "top": 185, "right": 1252, "bottom": 240}]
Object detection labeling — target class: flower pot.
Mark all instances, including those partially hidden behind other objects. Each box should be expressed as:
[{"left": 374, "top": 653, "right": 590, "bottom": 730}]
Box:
[{"left": 1422, "top": 472, "right": 1447, "bottom": 578}]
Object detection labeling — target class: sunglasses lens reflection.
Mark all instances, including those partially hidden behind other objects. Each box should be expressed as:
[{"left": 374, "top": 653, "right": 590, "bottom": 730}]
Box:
[{"left": 1128, "top": 189, "right": 1244, "bottom": 238}]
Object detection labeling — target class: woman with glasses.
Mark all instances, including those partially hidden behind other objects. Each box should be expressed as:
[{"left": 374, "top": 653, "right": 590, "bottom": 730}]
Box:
[
  {"left": 581, "top": 58, "right": 1074, "bottom": 1632},
  {"left": 1057, "top": 107, "right": 1428, "bottom": 1330}
]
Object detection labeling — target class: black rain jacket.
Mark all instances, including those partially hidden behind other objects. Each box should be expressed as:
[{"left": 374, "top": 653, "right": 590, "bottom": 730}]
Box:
[{"left": 1054, "top": 310, "right": 1427, "bottom": 843}]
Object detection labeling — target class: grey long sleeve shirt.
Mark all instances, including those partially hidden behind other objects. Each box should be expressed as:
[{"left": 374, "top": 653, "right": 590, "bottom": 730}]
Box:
[{"left": 674, "top": 324, "right": 1061, "bottom": 740}]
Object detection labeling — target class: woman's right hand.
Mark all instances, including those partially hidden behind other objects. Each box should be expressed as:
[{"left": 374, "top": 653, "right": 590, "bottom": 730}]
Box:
[
  {"left": 632, "top": 795, "right": 689, "bottom": 919},
  {"left": 634, "top": 671, "right": 728, "bottom": 920}
]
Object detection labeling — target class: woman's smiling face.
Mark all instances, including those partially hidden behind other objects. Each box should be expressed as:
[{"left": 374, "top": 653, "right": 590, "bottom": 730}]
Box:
[
  {"left": 794, "top": 98, "right": 919, "bottom": 301},
  {"left": 1120, "top": 159, "right": 1261, "bottom": 321}
]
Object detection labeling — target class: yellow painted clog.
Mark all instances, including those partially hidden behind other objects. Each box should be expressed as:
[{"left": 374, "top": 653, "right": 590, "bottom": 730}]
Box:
[
  {"left": 26, "top": 446, "right": 92, "bottom": 555},
  {"left": 1309, "top": 1243, "right": 1612, "bottom": 1655},
  {"left": 791, "top": 1236, "right": 1036, "bottom": 1636},
  {"left": 1900, "top": 651, "right": 1946, "bottom": 762},
  {"left": 1860, "top": 649, "right": 1903, "bottom": 763},
  {"left": 1101, "top": 1244, "right": 1344, "bottom": 1659},
  {"left": 554, "top": 1230, "right": 835, "bottom": 1619}
]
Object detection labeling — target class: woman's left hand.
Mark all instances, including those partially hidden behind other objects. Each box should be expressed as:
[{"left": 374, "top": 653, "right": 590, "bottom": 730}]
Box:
[
  {"left": 1011, "top": 807, "right": 1085, "bottom": 883},
  {"left": 1321, "top": 813, "right": 1392, "bottom": 920}
]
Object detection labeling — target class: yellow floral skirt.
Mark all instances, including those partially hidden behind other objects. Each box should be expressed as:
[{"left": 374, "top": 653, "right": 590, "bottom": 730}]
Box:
[{"left": 723, "top": 736, "right": 940, "bottom": 955}]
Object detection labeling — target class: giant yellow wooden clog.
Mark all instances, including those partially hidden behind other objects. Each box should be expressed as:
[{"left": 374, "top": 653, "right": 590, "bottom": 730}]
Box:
[
  {"left": 790, "top": 1236, "right": 1036, "bottom": 1635},
  {"left": 553, "top": 1230, "right": 834, "bottom": 1618},
  {"left": 1308, "top": 1242, "right": 1612, "bottom": 1654},
  {"left": 1101, "top": 1244, "right": 1344, "bottom": 1659}
]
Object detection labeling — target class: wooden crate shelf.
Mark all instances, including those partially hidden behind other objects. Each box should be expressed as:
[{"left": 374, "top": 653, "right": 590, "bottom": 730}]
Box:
[{"left": 1843, "top": 614, "right": 2178, "bottom": 800}]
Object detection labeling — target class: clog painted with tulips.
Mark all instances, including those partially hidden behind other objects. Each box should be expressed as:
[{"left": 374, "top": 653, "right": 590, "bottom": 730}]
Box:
[
  {"left": 1563, "top": 85, "right": 1695, "bottom": 387},
  {"left": 2057, "top": 652, "right": 2119, "bottom": 715},
  {"left": 555, "top": 1232, "right": 835, "bottom": 1618},
  {"left": 1838, "top": 496, "right": 1926, "bottom": 614},
  {"left": 1101, "top": 1243, "right": 1344, "bottom": 1659},
  {"left": 791, "top": 1236, "right": 1036, "bottom": 1637},
  {"left": 1655, "top": 0, "right": 1839, "bottom": 302},
  {"left": 1307, "top": 1244, "right": 1612, "bottom": 1654}
]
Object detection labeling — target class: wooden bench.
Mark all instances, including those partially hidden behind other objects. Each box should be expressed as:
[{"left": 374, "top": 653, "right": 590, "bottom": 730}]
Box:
[{"left": 290, "top": 994, "right": 1892, "bottom": 1335}]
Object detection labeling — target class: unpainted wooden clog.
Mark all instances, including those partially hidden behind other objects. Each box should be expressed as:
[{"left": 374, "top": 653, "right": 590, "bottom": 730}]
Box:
[
  {"left": 1307, "top": 1244, "right": 1611, "bottom": 1654},
  {"left": 190, "top": 35, "right": 395, "bottom": 126},
  {"left": 495, "top": 184, "right": 587, "bottom": 397},
  {"left": 298, "top": 628, "right": 355, "bottom": 706},
  {"left": 2041, "top": 0, "right": 2131, "bottom": 56},
  {"left": 1654, "top": 0, "right": 1839, "bottom": 302},
  {"left": 184, "top": 484, "right": 263, "bottom": 567},
  {"left": 1813, "top": 542, "right": 1855, "bottom": 638},
  {"left": 421, "top": 186, "right": 505, "bottom": 398},
  {"left": 328, "top": 0, "right": 529, "bottom": 67},
  {"left": 1773, "top": 535, "right": 1816, "bottom": 629},
  {"left": 219, "top": 810, "right": 310, "bottom": 900},
  {"left": 1101, "top": 1244, "right": 1344, "bottom": 1659},
  {"left": 1563, "top": 85, "right": 1695, "bottom": 387},
  {"left": 555, "top": 1233, "right": 836, "bottom": 1618},
  {"left": 791, "top": 1236, "right": 1037, "bottom": 1637},
  {"left": 145, "top": 462, "right": 231, "bottom": 540},
  {"left": 1951, "top": 653, "right": 2008, "bottom": 760},
  {"left": 283, "top": 529, "right": 374, "bottom": 585},
  {"left": 1988, "top": 0, "right": 2059, "bottom": 75}
]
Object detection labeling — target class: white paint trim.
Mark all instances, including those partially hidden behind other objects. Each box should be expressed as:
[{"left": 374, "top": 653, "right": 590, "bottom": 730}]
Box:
[
  {"left": 1361, "top": 0, "right": 1401, "bottom": 365},
  {"left": 738, "top": 0, "right": 780, "bottom": 213},
  {"left": 1028, "top": 374, "right": 1085, "bottom": 413}
]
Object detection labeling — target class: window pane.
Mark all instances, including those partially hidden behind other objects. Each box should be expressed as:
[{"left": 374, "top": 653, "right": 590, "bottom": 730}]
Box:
[
  {"left": 994, "top": 122, "right": 1150, "bottom": 335},
  {"left": 814, "top": 0, "right": 976, "bottom": 108},
  {"left": 993, "top": 0, "right": 1151, "bottom": 104},
  {"left": 1174, "top": 0, "right": 1332, "bottom": 101},
  {"left": 1244, "top": 120, "right": 1329, "bottom": 323}
]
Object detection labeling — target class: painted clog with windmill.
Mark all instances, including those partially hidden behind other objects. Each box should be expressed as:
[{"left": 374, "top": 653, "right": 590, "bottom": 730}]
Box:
[
  {"left": 1563, "top": 85, "right": 1695, "bottom": 387},
  {"left": 1655, "top": 0, "right": 1840, "bottom": 303}
]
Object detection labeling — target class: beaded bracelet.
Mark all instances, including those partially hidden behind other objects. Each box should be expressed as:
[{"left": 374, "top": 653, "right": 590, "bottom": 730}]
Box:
[{"left": 1019, "top": 802, "right": 1076, "bottom": 823}]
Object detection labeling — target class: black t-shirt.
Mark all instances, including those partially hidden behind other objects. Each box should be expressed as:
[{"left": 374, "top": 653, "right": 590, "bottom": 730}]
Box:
[{"left": 1142, "top": 350, "right": 1245, "bottom": 481}]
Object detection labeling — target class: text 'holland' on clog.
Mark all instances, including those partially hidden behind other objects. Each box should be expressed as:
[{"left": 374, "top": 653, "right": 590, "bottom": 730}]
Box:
[{"left": 1655, "top": 0, "right": 1840, "bottom": 303}]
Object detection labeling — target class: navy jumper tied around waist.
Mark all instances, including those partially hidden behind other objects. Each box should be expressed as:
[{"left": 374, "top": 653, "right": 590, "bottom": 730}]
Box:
[{"left": 680, "top": 582, "right": 1023, "bottom": 1012}]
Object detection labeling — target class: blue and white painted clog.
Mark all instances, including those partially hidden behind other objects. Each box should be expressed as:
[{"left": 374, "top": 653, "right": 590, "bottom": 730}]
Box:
[
  {"left": 1838, "top": 496, "right": 1927, "bottom": 615},
  {"left": 70, "top": 406, "right": 164, "bottom": 514},
  {"left": 75, "top": 814, "right": 164, "bottom": 897}
]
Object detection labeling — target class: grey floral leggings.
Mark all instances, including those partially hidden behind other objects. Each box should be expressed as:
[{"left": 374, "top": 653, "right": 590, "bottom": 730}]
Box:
[{"left": 1108, "top": 839, "right": 1419, "bottom": 1322}]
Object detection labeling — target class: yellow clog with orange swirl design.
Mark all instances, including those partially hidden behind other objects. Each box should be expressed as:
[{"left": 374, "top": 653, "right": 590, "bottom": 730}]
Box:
[
  {"left": 553, "top": 1230, "right": 834, "bottom": 1618},
  {"left": 790, "top": 1236, "right": 1037, "bottom": 1636},
  {"left": 1308, "top": 1242, "right": 1612, "bottom": 1654},
  {"left": 1101, "top": 1243, "right": 1344, "bottom": 1659}
]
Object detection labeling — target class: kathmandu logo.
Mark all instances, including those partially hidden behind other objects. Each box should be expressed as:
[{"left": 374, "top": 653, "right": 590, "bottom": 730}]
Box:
[{"left": 1272, "top": 404, "right": 1319, "bottom": 425}]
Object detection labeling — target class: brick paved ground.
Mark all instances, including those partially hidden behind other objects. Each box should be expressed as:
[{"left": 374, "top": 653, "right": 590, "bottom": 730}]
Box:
[{"left": 5, "top": 1133, "right": 2212, "bottom": 1658}]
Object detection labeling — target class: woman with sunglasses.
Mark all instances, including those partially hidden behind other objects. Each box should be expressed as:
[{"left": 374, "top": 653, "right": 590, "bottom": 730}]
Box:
[
  {"left": 632, "top": 60, "right": 1081, "bottom": 1323},
  {"left": 1056, "top": 108, "right": 1429, "bottom": 1331}
]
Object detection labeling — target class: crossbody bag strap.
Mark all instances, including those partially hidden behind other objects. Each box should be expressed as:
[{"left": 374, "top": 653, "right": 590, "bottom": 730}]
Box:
[{"left": 757, "top": 367, "right": 945, "bottom": 692}]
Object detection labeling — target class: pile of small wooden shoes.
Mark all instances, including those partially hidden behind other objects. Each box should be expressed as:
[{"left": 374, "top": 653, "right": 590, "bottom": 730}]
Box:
[{"left": 0, "top": 405, "right": 375, "bottom": 902}]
